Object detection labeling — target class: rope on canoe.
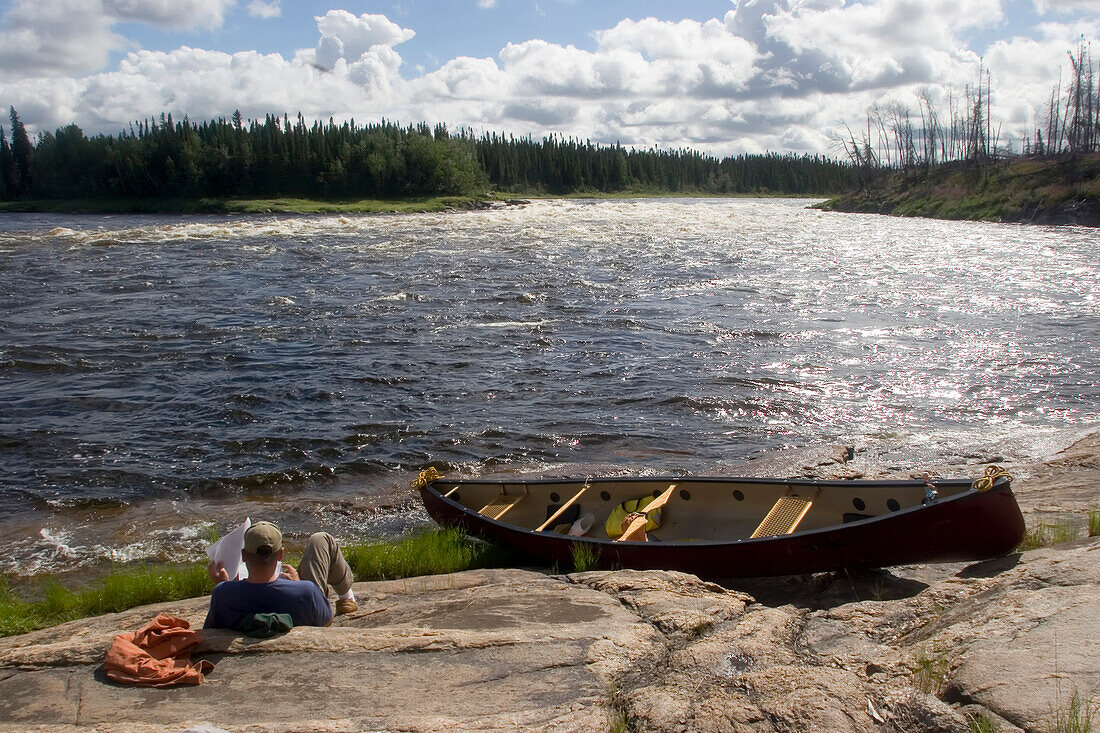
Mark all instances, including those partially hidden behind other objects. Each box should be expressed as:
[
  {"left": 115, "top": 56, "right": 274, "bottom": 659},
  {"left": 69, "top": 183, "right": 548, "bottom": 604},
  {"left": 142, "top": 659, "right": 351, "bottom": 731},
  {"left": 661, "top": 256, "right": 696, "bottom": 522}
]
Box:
[
  {"left": 972, "top": 465, "right": 1012, "bottom": 492},
  {"left": 411, "top": 467, "right": 443, "bottom": 490}
]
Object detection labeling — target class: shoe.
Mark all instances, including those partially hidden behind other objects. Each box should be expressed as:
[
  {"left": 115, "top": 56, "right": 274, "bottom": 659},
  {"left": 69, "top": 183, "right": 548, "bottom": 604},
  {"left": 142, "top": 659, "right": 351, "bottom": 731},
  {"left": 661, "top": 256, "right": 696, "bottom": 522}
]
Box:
[{"left": 335, "top": 598, "right": 358, "bottom": 615}]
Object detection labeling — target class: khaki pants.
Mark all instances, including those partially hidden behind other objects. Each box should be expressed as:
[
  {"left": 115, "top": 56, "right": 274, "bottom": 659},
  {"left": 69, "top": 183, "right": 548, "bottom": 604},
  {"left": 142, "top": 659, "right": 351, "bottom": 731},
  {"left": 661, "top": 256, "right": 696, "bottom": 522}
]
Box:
[{"left": 297, "top": 532, "right": 353, "bottom": 605}]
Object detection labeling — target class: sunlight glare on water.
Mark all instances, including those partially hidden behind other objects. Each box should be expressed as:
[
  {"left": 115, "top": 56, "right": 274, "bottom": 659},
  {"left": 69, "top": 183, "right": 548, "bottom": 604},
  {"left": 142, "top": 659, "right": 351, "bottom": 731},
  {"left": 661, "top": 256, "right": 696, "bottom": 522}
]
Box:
[{"left": 0, "top": 199, "right": 1097, "bottom": 571}]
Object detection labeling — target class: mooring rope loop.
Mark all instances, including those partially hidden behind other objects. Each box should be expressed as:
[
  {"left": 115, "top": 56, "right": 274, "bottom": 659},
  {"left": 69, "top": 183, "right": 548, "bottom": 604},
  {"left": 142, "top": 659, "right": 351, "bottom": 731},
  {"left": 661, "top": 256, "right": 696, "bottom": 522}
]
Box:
[
  {"left": 411, "top": 467, "right": 443, "bottom": 490},
  {"left": 972, "top": 465, "right": 1012, "bottom": 492}
]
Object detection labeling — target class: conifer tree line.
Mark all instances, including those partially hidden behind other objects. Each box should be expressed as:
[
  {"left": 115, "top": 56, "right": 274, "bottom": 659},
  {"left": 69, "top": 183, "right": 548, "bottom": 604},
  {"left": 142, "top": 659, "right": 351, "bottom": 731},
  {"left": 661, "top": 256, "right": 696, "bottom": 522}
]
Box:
[
  {"left": 476, "top": 133, "right": 852, "bottom": 194},
  {"left": 0, "top": 106, "right": 855, "bottom": 201},
  {"left": 839, "top": 39, "right": 1100, "bottom": 176},
  {"left": 0, "top": 110, "right": 481, "bottom": 201}
]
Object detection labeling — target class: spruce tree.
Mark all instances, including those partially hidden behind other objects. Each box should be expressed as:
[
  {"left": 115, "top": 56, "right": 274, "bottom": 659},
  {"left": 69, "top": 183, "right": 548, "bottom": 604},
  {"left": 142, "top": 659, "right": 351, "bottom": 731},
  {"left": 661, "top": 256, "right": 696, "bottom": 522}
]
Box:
[
  {"left": 0, "top": 126, "right": 13, "bottom": 199},
  {"left": 8, "top": 108, "right": 33, "bottom": 196}
]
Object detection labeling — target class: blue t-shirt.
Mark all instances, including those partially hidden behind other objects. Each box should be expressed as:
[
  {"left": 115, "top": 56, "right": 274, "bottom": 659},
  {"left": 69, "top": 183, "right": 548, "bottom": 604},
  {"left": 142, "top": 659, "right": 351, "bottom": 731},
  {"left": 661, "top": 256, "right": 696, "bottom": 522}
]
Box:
[{"left": 204, "top": 578, "right": 333, "bottom": 629}]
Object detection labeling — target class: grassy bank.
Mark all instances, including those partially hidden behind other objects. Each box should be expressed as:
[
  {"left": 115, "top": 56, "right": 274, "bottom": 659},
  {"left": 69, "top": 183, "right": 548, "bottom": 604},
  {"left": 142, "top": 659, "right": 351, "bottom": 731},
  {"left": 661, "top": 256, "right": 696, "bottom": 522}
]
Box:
[
  {"left": 0, "top": 195, "right": 491, "bottom": 215},
  {"left": 817, "top": 154, "right": 1100, "bottom": 226},
  {"left": 0, "top": 528, "right": 509, "bottom": 637},
  {"left": 344, "top": 527, "right": 510, "bottom": 580},
  {"left": 0, "top": 564, "right": 211, "bottom": 637}
]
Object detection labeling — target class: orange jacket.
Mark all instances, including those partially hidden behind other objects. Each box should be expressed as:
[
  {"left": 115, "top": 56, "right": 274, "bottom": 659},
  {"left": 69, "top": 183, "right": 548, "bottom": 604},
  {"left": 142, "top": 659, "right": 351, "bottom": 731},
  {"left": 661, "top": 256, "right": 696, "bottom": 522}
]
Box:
[{"left": 104, "top": 613, "right": 214, "bottom": 687}]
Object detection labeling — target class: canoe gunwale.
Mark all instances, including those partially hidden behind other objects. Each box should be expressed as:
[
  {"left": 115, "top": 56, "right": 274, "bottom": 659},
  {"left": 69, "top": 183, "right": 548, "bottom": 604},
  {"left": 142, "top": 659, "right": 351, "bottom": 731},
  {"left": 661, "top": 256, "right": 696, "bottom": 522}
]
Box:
[
  {"left": 419, "top": 475, "right": 1007, "bottom": 548},
  {"left": 419, "top": 473, "right": 1025, "bottom": 576}
]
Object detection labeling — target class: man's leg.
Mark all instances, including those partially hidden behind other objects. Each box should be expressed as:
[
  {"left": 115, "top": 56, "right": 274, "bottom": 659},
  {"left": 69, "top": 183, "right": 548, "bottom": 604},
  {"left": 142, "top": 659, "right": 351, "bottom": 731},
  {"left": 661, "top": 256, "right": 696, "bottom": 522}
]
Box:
[{"left": 298, "top": 532, "right": 356, "bottom": 612}]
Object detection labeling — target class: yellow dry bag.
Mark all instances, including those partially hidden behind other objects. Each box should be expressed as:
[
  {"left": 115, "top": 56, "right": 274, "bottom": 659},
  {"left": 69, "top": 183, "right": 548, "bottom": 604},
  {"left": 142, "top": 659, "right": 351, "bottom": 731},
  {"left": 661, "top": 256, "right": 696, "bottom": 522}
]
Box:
[{"left": 605, "top": 495, "right": 663, "bottom": 538}]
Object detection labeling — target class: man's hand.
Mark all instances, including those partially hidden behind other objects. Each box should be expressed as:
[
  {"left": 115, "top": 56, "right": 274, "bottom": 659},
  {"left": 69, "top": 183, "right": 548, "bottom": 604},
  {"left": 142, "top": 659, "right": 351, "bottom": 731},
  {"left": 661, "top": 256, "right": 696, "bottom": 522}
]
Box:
[
  {"left": 208, "top": 560, "right": 230, "bottom": 584},
  {"left": 280, "top": 564, "right": 299, "bottom": 581}
]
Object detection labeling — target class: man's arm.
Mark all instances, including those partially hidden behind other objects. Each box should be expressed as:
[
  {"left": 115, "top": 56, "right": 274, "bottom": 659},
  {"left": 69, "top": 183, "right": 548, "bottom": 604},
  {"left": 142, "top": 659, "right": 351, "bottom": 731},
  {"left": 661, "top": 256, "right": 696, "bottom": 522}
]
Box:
[
  {"left": 280, "top": 564, "right": 332, "bottom": 622},
  {"left": 203, "top": 582, "right": 226, "bottom": 629},
  {"left": 303, "top": 583, "right": 334, "bottom": 627}
]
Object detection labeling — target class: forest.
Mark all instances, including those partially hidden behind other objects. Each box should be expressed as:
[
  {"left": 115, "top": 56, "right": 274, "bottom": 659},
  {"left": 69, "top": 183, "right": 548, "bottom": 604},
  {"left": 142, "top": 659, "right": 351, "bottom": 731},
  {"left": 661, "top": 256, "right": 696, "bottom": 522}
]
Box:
[{"left": 0, "top": 109, "right": 855, "bottom": 203}]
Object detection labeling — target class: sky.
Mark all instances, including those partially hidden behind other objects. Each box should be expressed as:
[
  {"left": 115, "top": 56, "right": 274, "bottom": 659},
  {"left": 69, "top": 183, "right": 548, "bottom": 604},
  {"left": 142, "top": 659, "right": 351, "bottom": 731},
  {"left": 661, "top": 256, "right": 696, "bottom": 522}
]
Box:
[{"left": 0, "top": 0, "right": 1097, "bottom": 157}]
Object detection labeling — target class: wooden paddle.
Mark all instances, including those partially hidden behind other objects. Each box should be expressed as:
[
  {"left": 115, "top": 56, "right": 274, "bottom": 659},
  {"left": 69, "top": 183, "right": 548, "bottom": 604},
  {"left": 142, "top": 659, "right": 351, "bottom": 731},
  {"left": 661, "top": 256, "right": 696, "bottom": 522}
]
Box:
[
  {"left": 615, "top": 483, "right": 677, "bottom": 542},
  {"left": 535, "top": 482, "right": 590, "bottom": 533}
]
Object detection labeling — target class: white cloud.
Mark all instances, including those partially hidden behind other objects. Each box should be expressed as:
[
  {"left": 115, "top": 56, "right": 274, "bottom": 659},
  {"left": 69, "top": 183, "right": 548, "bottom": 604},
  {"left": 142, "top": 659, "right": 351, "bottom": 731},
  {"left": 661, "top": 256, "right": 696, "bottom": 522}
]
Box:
[
  {"left": 0, "top": 10, "right": 416, "bottom": 134},
  {"left": 726, "top": 0, "right": 1000, "bottom": 95},
  {"left": 0, "top": 0, "right": 124, "bottom": 75},
  {"left": 0, "top": 76, "right": 83, "bottom": 129},
  {"left": 416, "top": 56, "right": 506, "bottom": 100},
  {"left": 72, "top": 45, "right": 401, "bottom": 131},
  {"left": 477, "top": 0, "right": 499, "bottom": 8},
  {"left": 0, "top": 0, "right": 237, "bottom": 76},
  {"left": 103, "top": 0, "right": 236, "bottom": 29},
  {"left": 1032, "top": 0, "right": 1100, "bottom": 12},
  {"left": 307, "top": 10, "right": 415, "bottom": 71},
  {"left": 247, "top": 1, "right": 280, "bottom": 20}
]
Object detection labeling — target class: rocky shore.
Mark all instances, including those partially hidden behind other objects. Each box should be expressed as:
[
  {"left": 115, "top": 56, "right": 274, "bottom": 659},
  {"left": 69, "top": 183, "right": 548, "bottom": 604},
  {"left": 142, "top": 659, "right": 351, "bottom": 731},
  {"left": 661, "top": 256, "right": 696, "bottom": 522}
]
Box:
[{"left": 1, "top": 434, "right": 1097, "bottom": 733}]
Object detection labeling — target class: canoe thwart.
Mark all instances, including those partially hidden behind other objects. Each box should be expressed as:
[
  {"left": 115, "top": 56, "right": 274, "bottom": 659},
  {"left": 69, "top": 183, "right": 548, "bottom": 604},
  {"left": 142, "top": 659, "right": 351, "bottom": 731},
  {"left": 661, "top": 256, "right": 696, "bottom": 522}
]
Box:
[
  {"left": 480, "top": 486, "right": 529, "bottom": 520},
  {"left": 750, "top": 489, "right": 819, "bottom": 538}
]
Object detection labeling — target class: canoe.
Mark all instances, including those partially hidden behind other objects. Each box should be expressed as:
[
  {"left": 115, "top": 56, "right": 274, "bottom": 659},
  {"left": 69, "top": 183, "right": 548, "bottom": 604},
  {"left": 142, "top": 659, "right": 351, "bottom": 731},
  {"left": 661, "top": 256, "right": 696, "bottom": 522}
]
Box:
[{"left": 414, "top": 467, "right": 1025, "bottom": 577}]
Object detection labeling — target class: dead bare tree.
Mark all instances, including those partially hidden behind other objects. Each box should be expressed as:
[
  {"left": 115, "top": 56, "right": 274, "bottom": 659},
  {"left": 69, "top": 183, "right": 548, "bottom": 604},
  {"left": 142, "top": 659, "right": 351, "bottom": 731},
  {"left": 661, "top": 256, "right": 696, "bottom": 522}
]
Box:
[
  {"left": 836, "top": 39, "right": 1099, "bottom": 172},
  {"left": 961, "top": 64, "right": 993, "bottom": 162},
  {"left": 917, "top": 88, "right": 941, "bottom": 168},
  {"left": 887, "top": 102, "right": 917, "bottom": 169},
  {"left": 834, "top": 122, "right": 880, "bottom": 187},
  {"left": 1065, "top": 40, "right": 1097, "bottom": 154}
]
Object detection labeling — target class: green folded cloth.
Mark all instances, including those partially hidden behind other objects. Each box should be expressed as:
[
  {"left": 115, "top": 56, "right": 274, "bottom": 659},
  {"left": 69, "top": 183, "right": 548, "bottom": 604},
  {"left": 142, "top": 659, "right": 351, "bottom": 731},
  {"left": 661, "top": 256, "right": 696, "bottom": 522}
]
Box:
[{"left": 234, "top": 612, "right": 294, "bottom": 638}]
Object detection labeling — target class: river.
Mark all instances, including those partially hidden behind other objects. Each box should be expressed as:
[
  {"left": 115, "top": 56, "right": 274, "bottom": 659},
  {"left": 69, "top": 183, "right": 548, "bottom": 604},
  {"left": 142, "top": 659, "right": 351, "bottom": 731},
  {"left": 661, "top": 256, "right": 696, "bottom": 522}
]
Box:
[{"left": 1, "top": 199, "right": 1097, "bottom": 574}]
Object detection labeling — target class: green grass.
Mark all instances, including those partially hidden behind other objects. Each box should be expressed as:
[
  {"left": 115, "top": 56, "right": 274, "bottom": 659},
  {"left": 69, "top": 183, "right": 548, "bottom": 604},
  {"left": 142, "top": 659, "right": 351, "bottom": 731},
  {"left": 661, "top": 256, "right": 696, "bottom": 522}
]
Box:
[
  {"left": 1047, "top": 689, "right": 1098, "bottom": 733},
  {"left": 1088, "top": 510, "right": 1100, "bottom": 538},
  {"left": 1018, "top": 520, "right": 1081, "bottom": 551},
  {"left": 912, "top": 648, "right": 950, "bottom": 695},
  {"left": 0, "top": 564, "right": 209, "bottom": 637},
  {"left": 818, "top": 154, "right": 1100, "bottom": 225},
  {"left": 967, "top": 712, "right": 997, "bottom": 733},
  {"left": 342, "top": 527, "right": 511, "bottom": 581},
  {"left": 570, "top": 541, "right": 602, "bottom": 572},
  {"left": 606, "top": 681, "right": 634, "bottom": 733},
  {"left": 0, "top": 528, "right": 512, "bottom": 637}
]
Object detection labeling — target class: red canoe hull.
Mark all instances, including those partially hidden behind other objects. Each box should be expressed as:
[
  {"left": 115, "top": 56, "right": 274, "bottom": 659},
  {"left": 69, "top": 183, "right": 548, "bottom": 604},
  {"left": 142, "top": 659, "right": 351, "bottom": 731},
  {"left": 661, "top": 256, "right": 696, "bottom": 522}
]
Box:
[{"left": 419, "top": 477, "right": 1026, "bottom": 577}]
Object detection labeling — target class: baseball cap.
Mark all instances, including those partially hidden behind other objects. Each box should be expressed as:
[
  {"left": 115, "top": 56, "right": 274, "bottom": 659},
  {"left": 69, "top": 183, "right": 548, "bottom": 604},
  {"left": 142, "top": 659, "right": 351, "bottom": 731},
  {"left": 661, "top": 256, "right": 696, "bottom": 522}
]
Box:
[{"left": 243, "top": 521, "right": 282, "bottom": 557}]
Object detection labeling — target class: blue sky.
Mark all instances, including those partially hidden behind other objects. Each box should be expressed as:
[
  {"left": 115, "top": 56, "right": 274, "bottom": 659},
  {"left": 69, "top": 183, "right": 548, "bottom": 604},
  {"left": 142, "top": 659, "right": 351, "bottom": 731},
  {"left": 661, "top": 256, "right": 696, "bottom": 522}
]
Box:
[
  {"left": 120, "top": 2, "right": 749, "bottom": 70},
  {"left": 114, "top": 1, "right": 1052, "bottom": 75},
  {"left": 1, "top": 0, "right": 1097, "bottom": 155}
]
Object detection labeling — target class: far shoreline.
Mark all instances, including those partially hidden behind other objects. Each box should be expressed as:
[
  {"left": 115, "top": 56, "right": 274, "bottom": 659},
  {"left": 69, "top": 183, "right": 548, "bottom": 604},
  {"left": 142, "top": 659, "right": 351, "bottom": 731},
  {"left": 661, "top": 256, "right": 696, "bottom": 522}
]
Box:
[
  {"left": 0, "top": 195, "right": 494, "bottom": 216},
  {"left": 0, "top": 191, "right": 832, "bottom": 216}
]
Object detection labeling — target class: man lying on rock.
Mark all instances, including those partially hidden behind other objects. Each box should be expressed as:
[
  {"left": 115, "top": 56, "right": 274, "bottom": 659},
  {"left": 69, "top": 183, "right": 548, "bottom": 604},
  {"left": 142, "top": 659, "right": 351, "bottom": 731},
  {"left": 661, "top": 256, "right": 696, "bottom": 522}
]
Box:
[{"left": 205, "top": 521, "right": 357, "bottom": 631}]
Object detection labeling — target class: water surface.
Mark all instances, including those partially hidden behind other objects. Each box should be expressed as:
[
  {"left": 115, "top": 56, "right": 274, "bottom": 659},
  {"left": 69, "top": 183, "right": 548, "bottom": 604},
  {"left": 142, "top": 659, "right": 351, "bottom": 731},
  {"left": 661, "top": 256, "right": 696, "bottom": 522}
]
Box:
[{"left": 1, "top": 199, "right": 1097, "bottom": 573}]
